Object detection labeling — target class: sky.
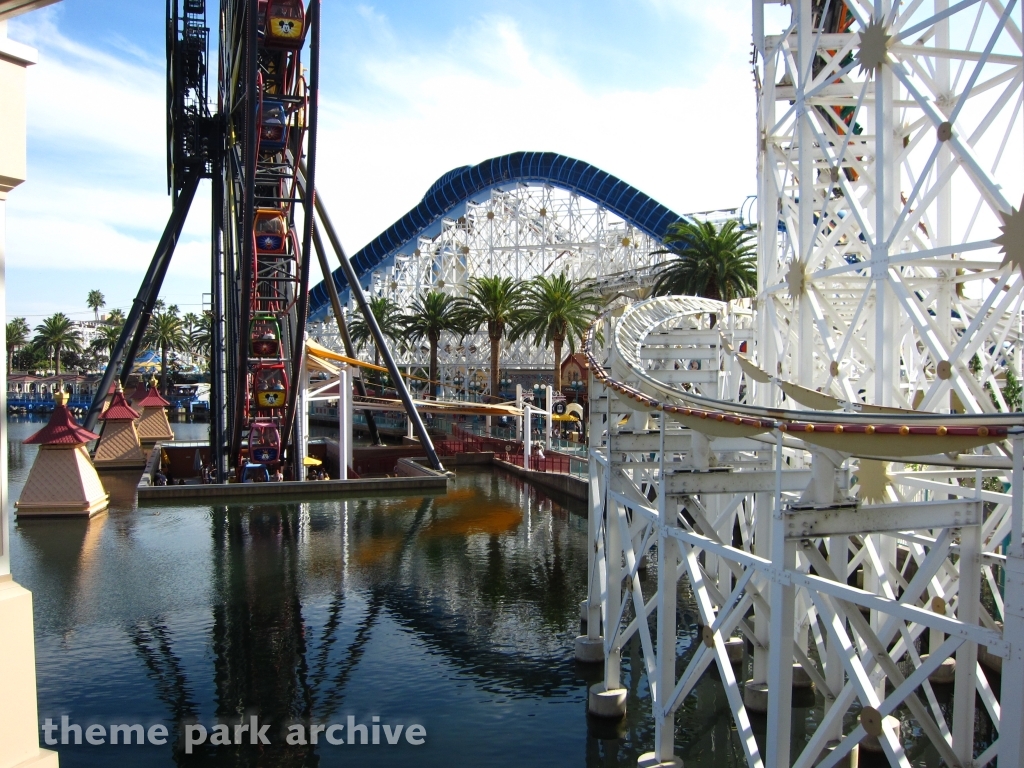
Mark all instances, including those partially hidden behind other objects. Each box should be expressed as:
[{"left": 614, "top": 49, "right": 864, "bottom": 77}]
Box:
[{"left": 4, "top": 0, "right": 785, "bottom": 323}]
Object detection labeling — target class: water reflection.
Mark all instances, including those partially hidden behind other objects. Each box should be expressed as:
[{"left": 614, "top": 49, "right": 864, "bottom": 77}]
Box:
[{"left": 9, "top": 416, "right": 764, "bottom": 768}]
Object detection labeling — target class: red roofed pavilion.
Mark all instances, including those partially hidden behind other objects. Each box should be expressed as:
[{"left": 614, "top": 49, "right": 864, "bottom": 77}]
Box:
[
  {"left": 136, "top": 378, "right": 174, "bottom": 444},
  {"left": 15, "top": 392, "right": 109, "bottom": 517},
  {"left": 129, "top": 380, "right": 149, "bottom": 406},
  {"left": 94, "top": 385, "right": 148, "bottom": 469}
]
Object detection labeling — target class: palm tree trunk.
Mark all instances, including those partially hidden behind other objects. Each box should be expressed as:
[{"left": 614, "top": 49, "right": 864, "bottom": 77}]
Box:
[
  {"left": 161, "top": 344, "right": 169, "bottom": 394},
  {"left": 489, "top": 334, "right": 500, "bottom": 402},
  {"left": 553, "top": 335, "right": 564, "bottom": 392},
  {"left": 429, "top": 337, "right": 439, "bottom": 400},
  {"left": 55, "top": 346, "right": 61, "bottom": 375}
]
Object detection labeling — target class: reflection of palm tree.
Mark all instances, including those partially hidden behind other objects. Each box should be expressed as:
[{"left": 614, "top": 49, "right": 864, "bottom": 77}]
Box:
[
  {"left": 513, "top": 273, "right": 601, "bottom": 393},
  {"left": 127, "top": 619, "right": 199, "bottom": 723}
]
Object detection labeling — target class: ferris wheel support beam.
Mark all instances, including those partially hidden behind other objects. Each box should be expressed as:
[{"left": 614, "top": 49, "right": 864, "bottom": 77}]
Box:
[
  {"left": 210, "top": 153, "right": 227, "bottom": 482},
  {"left": 278, "top": 0, "right": 320, "bottom": 465},
  {"left": 227, "top": 0, "right": 259, "bottom": 464},
  {"left": 303, "top": 176, "right": 445, "bottom": 472},
  {"left": 83, "top": 173, "right": 200, "bottom": 433},
  {"left": 312, "top": 223, "right": 383, "bottom": 446}
]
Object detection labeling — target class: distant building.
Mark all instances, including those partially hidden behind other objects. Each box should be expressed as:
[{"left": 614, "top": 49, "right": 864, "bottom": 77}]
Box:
[{"left": 73, "top": 319, "right": 103, "bottom": 351}]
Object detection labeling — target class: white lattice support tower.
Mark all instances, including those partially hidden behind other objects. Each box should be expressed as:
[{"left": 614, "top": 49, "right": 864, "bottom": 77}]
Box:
[
  {"left": 754, "top": 0, "right": 1024, "bottom": 413},
  {"left": 584, "top": 293, "right": 1024, "bottom": 767},
  {"left": 308, "top": 185, "right": 693, "bottom": 397}
]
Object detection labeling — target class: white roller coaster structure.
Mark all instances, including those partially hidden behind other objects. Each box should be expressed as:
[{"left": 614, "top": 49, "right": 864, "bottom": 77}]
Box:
[
  {"left": 308, "top": 186, "right": 745, "bottom": 397},
  {"left": 579, "top": 2, "right": 1024, "bottom": 767}
]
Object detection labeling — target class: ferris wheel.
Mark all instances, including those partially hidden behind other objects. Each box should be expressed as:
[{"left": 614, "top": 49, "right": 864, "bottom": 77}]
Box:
[{"left": 84, "top": 0, "right": 440, "bottom": 479}]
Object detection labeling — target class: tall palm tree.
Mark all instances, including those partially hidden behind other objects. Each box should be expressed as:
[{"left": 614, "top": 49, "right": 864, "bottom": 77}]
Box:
[
  {"left": 193, "top": 313, "right": 213, "bottom": 361},
  {"left": 401, "top": 291, "right": 470, "bottom": 399},
  {"left": 86, "top": 290, "right": 106, "bottom": 322},
  {"left": 347, "top": 296, "right": 405, "bottom": 369},
  {"left": 514, "top": 273, "right": 602, "bottom": 392},
  {"left": 33, "top": 313, "right": 82, "bottom": 374},
  {"left": 6, "top": 317, "right": 29, "bottom": 372},
  {"left": 106, "top": 308, "right": 126, "bottom": 326},
  {"left": 651, "top": 219, "right": 757, "bottom": 306},
  {"left": 457, "top": 276, "right": 526, "bottom": 400},
  {"left": 90, "top": 323, "right": 123, "bottom": 366},
  {"left": 144, "top": 311, "right": 187, "bottom": 393},
  {"left": 181, "top": 312, "right": 202, "bottom": 363}
]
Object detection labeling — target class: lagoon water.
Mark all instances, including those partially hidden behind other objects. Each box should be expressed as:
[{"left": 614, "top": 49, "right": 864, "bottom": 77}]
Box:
[{"left": 7, "top": 414, "right": 921, "bottom": 767}]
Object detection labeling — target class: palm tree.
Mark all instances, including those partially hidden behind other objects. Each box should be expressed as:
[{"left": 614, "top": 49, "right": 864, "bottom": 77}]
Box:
[
  {"left": 181, "top": 312, "right": 202, "bottom": 363},
  {"left": 33, "top": 313, "right": 82, "bottom": 374},
  {"left": 6, "top": 318, "right": 29, "bottom": 372},
  {"left": 90, "top": 323, "right": 123, "bottom": 365},
  {"left": 514, "top": 273, "right": 602, "bottom": 392},
  {"left": 86, "top": 290, "right": 106, "bottom": 322},
  {"left": 193, "top": 313, "right": 213, "bottom": 361},
  {"left": 457, "top": 276, "right": 526, "bottom": 400},
  {"left": 348, "top": 296, "right": 405, "bottom": 368},
  {"left": 401, "top": 291, "right": 470, "bottom": 399},
  {"left": 143, "top": 311, "right": 187, "bottom": 393},
  {"left": 651, "top": 219, "right": 757, "bottom": 306},
  {"left": 106, "top": 308, "right": 126, "bottom": 326}
]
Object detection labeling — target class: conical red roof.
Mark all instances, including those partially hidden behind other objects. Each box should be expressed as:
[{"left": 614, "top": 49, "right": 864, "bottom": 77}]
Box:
[
  {"left": 101, "top": 389, "right": 140, "bottom": 421},
  {"left": 129, "top": 381, "right": 148, "bottom": 404},
  {"left": 24, "top": 400, "right": 100, "bottom": 445},
  {"left": 136, "top": 386, "right": 170, "bottom": 408}
]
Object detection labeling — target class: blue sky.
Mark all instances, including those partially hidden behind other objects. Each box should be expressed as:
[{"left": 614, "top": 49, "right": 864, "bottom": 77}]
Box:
[{"left": 5, "top": 0, "right": 780, "bottom": 322}]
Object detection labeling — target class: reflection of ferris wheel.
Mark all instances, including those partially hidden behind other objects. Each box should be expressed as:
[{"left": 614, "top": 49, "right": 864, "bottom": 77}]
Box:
[{"left": 84, "top": 0, "right": 439, "bottom": 479}]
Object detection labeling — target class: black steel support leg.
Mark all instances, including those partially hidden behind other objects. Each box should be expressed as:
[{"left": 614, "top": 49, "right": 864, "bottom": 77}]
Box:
[
  {"left": 312, "top": 224, "right": 383, "bottom": 446},
  {"left": 84, "top": 174, "right": 199, "bottom": 433},
  {"left": 210, "top": 160, "right": 227, "bottom": 482},
  {"left": 298, "top": 168, "right": 444, "bottom": 472}
]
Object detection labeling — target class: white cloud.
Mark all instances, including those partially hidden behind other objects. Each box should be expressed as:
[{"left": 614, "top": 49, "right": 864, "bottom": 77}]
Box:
[
  {"left": 5, "top": 4, "right": 757, "bottom": 317},
  {"left": 315, "top": 13, "right": 757, "bottom": 252}
]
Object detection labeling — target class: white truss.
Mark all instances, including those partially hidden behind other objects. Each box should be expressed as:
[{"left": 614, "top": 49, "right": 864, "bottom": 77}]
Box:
[
  {"left": 309, "top": 185, "right": 690, "bottom": 397},
  {"left": 586, "top": 294, "right": 1024, "bottom": 768},
  {"left": 580, "top": 5, "right": 1024, "bottom": 766},
  {"left": 755, "top": 0, "right": 1024, "bottom": 413}
]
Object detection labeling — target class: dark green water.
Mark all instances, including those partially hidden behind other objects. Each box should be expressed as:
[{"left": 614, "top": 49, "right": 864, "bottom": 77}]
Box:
[{"left": 7, "top": 415, "right": 752, "bottom": 767}]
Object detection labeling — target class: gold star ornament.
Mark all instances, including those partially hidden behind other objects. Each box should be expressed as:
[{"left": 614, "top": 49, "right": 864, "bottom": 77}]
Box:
[
  {"left": 786, "top": 259, "right": 807, "bottom": 298},
  {"left": 995, "top": 197, "right": 1024, "bottom": 275},
  {"left": 857, "top": 19, "right": 891, "bottom": 74}
]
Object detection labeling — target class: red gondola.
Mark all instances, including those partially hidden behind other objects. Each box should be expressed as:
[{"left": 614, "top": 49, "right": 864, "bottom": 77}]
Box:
[{"left": 248, "top": 419, "right": 282, "bottom": 463}]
